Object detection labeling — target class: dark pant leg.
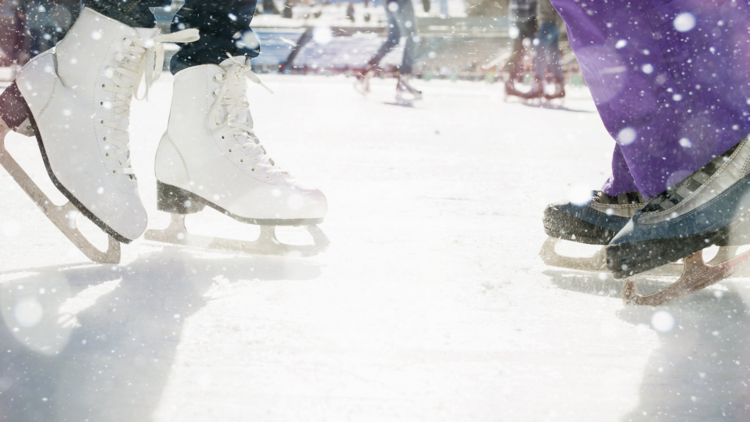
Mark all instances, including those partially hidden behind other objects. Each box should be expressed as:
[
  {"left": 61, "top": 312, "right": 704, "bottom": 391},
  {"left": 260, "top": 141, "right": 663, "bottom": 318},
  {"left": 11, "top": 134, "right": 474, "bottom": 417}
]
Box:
[
  {"left": 396, "top": 0, "right": 418, "bottom": 75},
  {"left": 79, "top": 0, "right": 260, "bottom": 72},
  {"left": 504, "top": 20, "right": 536, "bottom": 80},
  {"left": 601, "top": 144, "right": 639, "bottom": 196},
  {"left": 171, "top": 0, "right": 260, "bottom": 72},
  {"left": 367, "top": 2, "right": 401, "bottom": 69},
  {"left": 533, "top": 21, "right": 562, "bottom": 81},
  {"left": 79, "top": 0, "right": 168, "bottom": 27}
]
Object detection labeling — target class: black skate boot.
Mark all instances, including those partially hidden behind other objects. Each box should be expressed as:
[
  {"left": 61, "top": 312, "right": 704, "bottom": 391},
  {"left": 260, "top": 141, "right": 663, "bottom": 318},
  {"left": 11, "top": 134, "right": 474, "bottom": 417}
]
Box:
[
  {"left": 544, "top": 190, "right": 645, "bottom": 245},
  {"left": 541, "top": 190, "right": 645, "bottom": 271},
  {"left": 606, "top": 137, "right": 750, "bottom": 305}
]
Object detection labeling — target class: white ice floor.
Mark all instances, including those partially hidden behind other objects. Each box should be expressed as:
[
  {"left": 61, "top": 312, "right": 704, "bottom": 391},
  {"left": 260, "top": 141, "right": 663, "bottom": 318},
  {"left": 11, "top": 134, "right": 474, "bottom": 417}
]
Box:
[{"left": 2, "top": 75, "right": 750, "bottom": 421}]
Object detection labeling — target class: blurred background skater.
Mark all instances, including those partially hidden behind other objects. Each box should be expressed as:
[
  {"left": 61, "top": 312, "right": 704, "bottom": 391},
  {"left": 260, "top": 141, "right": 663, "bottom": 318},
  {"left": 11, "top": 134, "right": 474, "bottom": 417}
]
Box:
[
  {"left": 503, "top": 0, "right": 537, "bottom": 99},
  {"left": 528, "top": 0, "right": 564, "bottom": 101},
  {"left": 353, "top": 0, "right": 429, "bottom": 104}
]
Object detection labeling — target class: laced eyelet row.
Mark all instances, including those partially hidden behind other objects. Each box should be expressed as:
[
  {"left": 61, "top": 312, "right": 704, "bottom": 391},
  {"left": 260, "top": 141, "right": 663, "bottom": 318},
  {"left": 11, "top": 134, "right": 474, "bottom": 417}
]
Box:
[
  {"left": 96, "top": 29, "right": 200, "bottom": 180},
  {"left": 209, "top": 57, "right": 284, "bottom": 181},
  {"left": 96, "top": 35, "right": 147, "bottom": 181}
]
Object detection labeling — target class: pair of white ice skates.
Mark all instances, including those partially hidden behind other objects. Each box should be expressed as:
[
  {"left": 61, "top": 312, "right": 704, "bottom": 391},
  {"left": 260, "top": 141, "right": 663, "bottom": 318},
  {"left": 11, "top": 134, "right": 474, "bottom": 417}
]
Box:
[{"left": 0, "top": 8, "right": 328, "bottom": 264}]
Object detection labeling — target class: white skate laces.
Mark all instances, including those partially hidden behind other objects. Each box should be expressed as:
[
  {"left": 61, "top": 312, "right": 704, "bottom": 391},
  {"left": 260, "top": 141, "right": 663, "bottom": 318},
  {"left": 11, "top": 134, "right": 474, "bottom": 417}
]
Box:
[
  {"left": 100, "top": 28, "right": 199, "bottom": 178},
  {"left": 209, "top": 54, "right": 287, "bottom": 181}
]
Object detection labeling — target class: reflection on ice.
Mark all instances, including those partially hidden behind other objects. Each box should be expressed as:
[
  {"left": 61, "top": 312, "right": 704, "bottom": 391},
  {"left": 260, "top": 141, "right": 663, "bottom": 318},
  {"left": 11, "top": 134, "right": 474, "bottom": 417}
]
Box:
[{"left": 0, "top": 249, "right": 322, "bottom": 421}]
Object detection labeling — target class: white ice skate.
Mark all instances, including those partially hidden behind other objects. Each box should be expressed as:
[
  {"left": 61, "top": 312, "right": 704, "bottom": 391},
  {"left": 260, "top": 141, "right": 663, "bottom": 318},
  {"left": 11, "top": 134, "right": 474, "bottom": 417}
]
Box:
[
  {"left": 146, "top": 55, "right": 329, "bottom": 256},
  {"left": 0, "top": 8, "right": 198, "bottom": 264},
  {"left": 354, "top": 69, "right": 373, "bottom": 96},
  {"left": 395, "top": 75, "right": 422, "bottom": 104}
]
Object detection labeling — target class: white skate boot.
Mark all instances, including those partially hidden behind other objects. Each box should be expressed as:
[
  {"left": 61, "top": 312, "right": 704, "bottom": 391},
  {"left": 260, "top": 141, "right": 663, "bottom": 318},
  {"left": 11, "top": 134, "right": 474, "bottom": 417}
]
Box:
[
  {"left": 0, "top": 8, "right": 198, "bottom": 263},
  {"left": 395, "top": 74, "right": 422, "bottom": 104},
  {"left": 354, "top": 67, "right": 373, "bottom": 96},
  {"left": 147, "top": 55, "right": 329, "bottom": 256}
]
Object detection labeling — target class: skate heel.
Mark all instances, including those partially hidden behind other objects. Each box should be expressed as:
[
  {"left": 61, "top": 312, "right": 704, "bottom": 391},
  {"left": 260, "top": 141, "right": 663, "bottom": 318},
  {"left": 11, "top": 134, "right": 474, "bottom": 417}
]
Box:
[
  {"left": 156, "top": 180, "right": 206, "bottom": 214},
  {"left": 0, "top": 82, "right": 33, "bottom": 132}
]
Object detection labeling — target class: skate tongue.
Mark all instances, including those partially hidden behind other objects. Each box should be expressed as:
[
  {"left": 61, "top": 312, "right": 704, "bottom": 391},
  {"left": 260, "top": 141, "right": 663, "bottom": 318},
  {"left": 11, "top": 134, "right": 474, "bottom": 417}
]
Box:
[
  {"left": 220, "top": 55, "right": 246, "bottom": 69},
  {"left": 212, "top": 54, "right": 290, "bottom": 180}
]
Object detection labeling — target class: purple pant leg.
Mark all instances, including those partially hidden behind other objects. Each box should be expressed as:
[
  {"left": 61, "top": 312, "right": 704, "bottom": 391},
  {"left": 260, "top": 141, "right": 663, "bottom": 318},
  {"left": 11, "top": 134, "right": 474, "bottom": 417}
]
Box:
[
  {"left": 551, "top": 0, "right": 750, "bottom": 199},
  {"left": 602, "top": 144, "right": 639, "bottom": 195}
]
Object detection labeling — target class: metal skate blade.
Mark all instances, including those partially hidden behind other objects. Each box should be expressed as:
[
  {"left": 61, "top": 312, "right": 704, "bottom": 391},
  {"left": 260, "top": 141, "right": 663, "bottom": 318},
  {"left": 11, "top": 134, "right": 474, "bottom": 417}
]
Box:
[
  {"left": 0, "top": 122, "right": 120, "bottom": 264},
  {"left": 145, "top": 214, "right": 330, "bottom": 257},
  {"left": 539, "top": 237, "right": 608, "bottom": 272},
  {"left": 540, "top": 237, "right": 683, "bottom": 276},
  {"left": 623, "top": 247, "right": 750, "bottom": 306}
]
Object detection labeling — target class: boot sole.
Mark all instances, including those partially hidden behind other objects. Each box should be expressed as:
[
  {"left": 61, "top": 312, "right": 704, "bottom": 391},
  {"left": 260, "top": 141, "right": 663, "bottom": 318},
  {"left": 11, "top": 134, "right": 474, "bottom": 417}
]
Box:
[
  {"left": 156, "top": 180, "right": 325, "bottom": 226},
  {"left": 0, "top": 82, "right": 133, "bottom": 244}
]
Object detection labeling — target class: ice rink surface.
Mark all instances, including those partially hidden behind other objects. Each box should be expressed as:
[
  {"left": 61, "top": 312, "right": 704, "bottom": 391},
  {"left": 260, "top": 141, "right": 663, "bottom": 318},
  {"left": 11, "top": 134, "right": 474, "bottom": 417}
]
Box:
[{"left": 2, "top": 75, "right": 750, "bottom": 421}]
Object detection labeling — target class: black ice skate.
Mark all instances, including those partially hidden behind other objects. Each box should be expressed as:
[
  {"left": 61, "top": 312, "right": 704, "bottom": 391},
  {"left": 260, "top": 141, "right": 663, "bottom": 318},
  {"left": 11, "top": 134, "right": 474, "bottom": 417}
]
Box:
[
  {"left": 540, "top": 190, "right": 644, "bottom": 271},
  {"left": 607, "top": 138, "right": 750, "bottom": 305}
]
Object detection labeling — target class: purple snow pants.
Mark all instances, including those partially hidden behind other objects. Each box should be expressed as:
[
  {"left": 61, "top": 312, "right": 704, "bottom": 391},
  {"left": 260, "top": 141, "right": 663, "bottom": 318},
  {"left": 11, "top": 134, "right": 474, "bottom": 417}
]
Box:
[{"left": 549, "top": 0, "right": 750, "bottom": 199}]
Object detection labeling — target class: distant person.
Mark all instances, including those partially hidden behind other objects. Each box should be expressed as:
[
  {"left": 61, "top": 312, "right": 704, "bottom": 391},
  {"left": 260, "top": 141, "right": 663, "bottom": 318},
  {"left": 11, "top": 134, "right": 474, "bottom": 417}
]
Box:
[
  {"left": 354, "top": 0, "right": 430, "bottom": 103},
  {"left": 503, "top": 0, "right": 537, "bottom": 98},
  {"left": 528, "top": 0, "right": 564, "bottom": 99}
]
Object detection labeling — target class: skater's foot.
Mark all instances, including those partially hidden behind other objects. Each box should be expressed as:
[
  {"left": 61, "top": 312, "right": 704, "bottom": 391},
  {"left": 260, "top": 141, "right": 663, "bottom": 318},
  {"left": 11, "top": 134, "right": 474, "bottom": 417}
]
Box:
[
  {"left": 354, "top": 67, "right": 373, "bottom": 96},
  {"left": 544, "top": 77, "right": 566, "bottom": 100},
  {"left": 155, "top": 54, "right": 327, "bottom": 225},
  {"left": 607, "top": 137, "right": 750, "bottom": 278},
  {"left": 544, "top": 190, "right": 645, "bottom": 245},
  {"left": 398, "top": 74, "right": 422, "bottom": 98},
  {"left": 504, "top": 79, "right": 528, "bottom": 99},
  {"left": 525, "top": 77, "right": 544, "bottom": 100},
  {"left": 151, "top": 54, "right": 328, "bottom": 256},
  {"left": 396, "top": 74, "right": 422, "bottom": 103},
  {"left": 0, "top": 7, "right": 197, "bottom": 246}
]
